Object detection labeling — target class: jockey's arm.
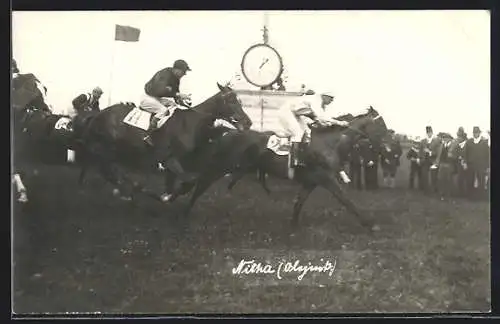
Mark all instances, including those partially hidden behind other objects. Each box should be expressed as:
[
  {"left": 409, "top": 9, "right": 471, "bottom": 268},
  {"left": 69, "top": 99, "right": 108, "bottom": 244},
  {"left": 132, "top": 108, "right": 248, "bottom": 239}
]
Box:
[{"left": 296, "top": 101, "right": 348, "bottom": 127}]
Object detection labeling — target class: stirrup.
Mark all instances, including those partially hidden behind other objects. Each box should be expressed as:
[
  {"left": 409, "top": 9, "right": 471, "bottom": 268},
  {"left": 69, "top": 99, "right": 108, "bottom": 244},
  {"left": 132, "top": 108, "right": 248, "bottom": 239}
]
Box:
[{"left": 144, "top": 135, "right": 153, "bottom": 146}]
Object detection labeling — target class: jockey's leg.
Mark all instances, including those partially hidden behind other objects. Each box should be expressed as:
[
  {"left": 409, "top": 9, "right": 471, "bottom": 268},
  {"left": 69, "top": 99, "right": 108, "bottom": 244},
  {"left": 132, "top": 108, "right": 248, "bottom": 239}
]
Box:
[
  {"left": 162, "top": 151, "right": 197, "bottom": 185},
  {"left": 279, "top": 108, "right": 306, "bottom": 178},
  {"left": 139, "top": 94, "right": 170, "bottom": 146}
]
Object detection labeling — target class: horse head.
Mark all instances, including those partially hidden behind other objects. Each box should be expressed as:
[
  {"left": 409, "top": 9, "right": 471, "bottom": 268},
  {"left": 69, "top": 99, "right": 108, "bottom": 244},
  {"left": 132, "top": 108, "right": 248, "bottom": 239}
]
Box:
[
  {"left": 12, "top": 74, "right": 51, "bottom": 113},
  {"left": 214, "top": 82, "right": 252, "bottom": 131},
  {"left": 12, "top": 74, "right": 52, "bottom": 131},
  {"left": 343, "top": 106, "right": 388, "bottom": 148}
]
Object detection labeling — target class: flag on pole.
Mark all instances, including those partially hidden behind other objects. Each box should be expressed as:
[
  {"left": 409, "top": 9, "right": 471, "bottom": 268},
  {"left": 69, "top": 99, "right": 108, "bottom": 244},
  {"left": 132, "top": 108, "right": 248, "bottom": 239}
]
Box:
[{"left": 115, "top": 24, "right": 140, "bottom": 42}]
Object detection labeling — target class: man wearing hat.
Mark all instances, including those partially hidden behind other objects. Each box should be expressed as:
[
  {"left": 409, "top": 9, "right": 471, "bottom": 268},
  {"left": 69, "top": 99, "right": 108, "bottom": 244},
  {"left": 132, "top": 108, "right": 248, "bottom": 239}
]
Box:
[
  {"left": 141, "top": 59, "right": 193, "bottom": 145},
  {"left": 72, "top": 87, "right": 104, "bottom": 114},
  {"left": 450, "top": 126, "right": 468, "bottom": 196},
  {"left": 419, "top": 125, "right": 442, "bottom": 193},
  {"left": 380, "top": 129, "right": 402, "bottom": 188},
  {"left": 277, "top": 89, "right": 349, "bottom": 180},
  {"left": 406, "top": 139, "right": 422, "bottom": 190},
  {"left": 465, "top": 126, "right": 489, "bottom": 199}
]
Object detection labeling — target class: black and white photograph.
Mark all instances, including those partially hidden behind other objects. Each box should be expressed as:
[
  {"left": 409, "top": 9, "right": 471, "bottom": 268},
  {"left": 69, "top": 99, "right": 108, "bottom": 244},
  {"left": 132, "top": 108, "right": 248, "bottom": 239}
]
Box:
[{"left": 11, "top": 10, "right": 490, "bottom": 314}]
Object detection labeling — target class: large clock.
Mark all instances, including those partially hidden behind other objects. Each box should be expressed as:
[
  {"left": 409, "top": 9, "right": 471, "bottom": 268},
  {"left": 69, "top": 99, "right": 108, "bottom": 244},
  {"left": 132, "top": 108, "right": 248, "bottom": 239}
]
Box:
[{"left": 241, "top": 43, "right": 283, "bottom": 88}]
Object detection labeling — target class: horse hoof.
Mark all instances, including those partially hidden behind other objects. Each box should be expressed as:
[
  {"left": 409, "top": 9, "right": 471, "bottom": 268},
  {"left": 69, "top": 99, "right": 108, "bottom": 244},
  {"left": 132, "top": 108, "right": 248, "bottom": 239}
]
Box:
[
  {"left": 112, "top": 188, "right": 120, "bottom": 196},
  {"left": 372, "top": 224, "right": 381, "bottom": 232},
  {"left": 160, "top": 193, "right": 173, "bottom": 203},
  {"left": 120, "top": 196, "right": 132, "bottom": 201}
]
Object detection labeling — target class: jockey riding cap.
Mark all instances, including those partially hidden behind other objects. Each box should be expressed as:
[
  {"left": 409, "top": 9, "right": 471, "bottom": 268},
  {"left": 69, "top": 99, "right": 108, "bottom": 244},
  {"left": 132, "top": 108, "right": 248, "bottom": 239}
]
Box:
[
  {"left": 320, "top": 90, "right": 335, "bottom": 98},
  {"left": 93, "top": 87, "right": 103, "bottom": 95},
  {"left": 173, "top": 59, "right": 191, "bottom": 72}
]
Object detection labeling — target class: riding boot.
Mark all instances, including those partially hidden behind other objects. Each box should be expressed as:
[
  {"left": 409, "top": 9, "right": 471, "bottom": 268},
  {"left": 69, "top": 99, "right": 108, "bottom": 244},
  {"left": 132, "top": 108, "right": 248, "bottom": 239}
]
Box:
[
  {"left": 289, "top": 142, "right": 300, "bottom": 168},
  {"left": 297, "top": 142, "right": 308, "bottom": 167},
  {"left": 144, "top": 117, "right": 159, "bottom": 146},
  {"left": 163, "top": 156, "right": 198, "bottom": 184}
]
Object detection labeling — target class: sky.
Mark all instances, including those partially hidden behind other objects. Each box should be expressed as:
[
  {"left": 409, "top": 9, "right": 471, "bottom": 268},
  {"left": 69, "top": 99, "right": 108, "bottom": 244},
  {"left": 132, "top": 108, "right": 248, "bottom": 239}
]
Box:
[{"left": 12, "top": 10, "right": 490, "bottom": 137}]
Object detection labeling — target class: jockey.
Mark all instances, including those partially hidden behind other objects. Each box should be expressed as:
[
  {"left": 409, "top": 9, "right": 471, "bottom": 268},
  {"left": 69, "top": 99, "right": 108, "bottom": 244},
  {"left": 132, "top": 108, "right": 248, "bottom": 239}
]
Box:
[
  {"left": 278, "top": 89, "right": 349, "bottom": 174},
  {"left": 72, "top": 87, "right": 103, "bottom": 114},
  {"left": 141, "top": 59, "right": 193, "bottom": 145}
]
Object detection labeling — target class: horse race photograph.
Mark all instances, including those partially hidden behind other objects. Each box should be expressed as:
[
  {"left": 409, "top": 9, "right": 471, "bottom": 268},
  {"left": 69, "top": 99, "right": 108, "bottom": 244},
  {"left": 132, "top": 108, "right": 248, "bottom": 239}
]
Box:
[{"left": 11, "top": 9, "right": 490, "bottom": 315}]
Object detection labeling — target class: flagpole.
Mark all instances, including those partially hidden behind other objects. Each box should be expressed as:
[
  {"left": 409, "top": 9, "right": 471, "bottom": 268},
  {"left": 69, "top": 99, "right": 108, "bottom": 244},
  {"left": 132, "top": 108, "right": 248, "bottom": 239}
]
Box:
[{"left": 108, "top": 27, "right": 117, "bottom": 106}]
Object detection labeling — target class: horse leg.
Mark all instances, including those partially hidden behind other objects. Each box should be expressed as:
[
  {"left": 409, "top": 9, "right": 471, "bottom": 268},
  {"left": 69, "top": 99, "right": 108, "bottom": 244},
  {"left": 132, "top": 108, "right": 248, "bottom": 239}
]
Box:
[
  {"left": 78, "top": 161, "right": 89, "bottom": 186},
  {"left": 12, "top": 173, "right": 28, "bottom": 203},
  {"left": 160, "top": 169, "right": 179, "bottom": 203},
  {"left": 318, "top": 173, "right": 376, "bottom": 232},
  {"left": 291, "top": 183, "right": 315, "bottom": 230},
  {"left": 183, "top": 172, "right": 224, "bottom": 218},
  {"left": 227, "top": 169, "right": 246, "bottom": 192},
  {"left": 88, "top": 143, "right": 134, "bottom": 200},
  {"left": 258, "top": 169, "right": 271, "bottom": 195}
]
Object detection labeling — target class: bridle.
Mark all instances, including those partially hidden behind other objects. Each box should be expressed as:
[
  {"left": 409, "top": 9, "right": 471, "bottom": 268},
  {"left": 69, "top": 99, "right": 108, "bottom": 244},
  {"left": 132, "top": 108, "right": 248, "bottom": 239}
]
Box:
[{"left": 220, "top": 91, "right": 245, "bottom": 128}]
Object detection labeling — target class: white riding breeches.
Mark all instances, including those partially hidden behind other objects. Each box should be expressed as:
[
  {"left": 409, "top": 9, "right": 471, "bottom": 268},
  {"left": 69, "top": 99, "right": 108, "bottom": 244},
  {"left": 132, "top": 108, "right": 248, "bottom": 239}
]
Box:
[
  {"left": 278, "top": 106, "right": 310, "bottom": 142},
  {"left": 139, "top": 93, "right": 179, "bottom": 119}
]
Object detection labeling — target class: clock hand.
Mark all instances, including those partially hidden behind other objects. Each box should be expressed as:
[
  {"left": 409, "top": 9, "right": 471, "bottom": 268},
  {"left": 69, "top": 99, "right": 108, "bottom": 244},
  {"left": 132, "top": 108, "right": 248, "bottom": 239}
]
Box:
[{"left": 259, "top": 58, "right": 269, "bottom": 69}]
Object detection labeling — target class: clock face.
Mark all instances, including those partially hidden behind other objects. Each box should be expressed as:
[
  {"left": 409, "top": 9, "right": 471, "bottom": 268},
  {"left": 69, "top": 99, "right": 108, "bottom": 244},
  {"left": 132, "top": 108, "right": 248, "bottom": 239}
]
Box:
[{"left": 241, "top": 44, "right": 283, "bottom": 88}]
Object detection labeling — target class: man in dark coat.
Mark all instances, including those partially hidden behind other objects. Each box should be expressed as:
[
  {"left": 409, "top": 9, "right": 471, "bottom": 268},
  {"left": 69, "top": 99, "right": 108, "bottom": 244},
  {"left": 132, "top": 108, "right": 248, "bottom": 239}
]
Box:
[
  {"left": 465, "top": 126, "right": 489, "bottom": 199},
  {"left": 359, "top": 139, "right": 379, "bottom": 190},
  {"left": 380, "top": 129, "right": 402, "bottom": 188},
  {"left": 348, "top": 142, "right": 363, "bottom": 190},
  {"left": 406, "top": 140, "right": 421, "bottom": 190},
  {"left": 435, "top": 133, "right": 455, "bottom": 197},
  {"left": 451, "top": 127, "right": 469, "bottom": 196},
  {"left": 419, "top": 126, "right": 442, "bottom": 193}
]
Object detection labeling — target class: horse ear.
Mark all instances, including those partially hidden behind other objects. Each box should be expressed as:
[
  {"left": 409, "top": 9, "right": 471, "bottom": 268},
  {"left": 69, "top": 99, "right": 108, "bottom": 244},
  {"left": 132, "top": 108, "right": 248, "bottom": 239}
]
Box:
[{"left": 217, "top": 82, "right": 224, "bottom": 91}]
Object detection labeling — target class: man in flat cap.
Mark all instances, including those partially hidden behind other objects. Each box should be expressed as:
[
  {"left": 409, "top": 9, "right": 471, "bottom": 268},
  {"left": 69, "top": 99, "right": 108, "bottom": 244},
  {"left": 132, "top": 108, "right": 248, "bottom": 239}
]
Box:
[
  {"left": 141, "top": 59, "right": 193, "bottom": 146},
  {"left": 465, "top": 126, "right": 489, "bottom": 199},
  {"left": 72, "top": 86, "right": 104, "bottom": 114},
  {"left": 419, "top": 125, "right": 442, "bottom": 193}
]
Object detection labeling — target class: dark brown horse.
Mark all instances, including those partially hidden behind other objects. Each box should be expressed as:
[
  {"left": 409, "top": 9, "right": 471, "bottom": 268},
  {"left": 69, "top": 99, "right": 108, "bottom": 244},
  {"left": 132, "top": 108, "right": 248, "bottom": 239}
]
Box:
[
  {"left": 181, "top": 106, "right": 388, "bottom": 232},
  {"left": 77, "top": 83, "right": 252, "bottom": 201},
  {"left": 12, "top": 73, "right": 76, "bottom": 203}
]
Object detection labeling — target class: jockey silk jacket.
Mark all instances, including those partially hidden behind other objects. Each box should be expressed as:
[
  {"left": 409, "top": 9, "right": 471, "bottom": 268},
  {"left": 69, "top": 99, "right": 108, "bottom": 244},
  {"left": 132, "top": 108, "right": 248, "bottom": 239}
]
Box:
[
  {"left": 144, "top": 67, "right": 180, "bottom": 99},
  {"left": 72, "top": 93, "right": 100, "bottom": 113}
]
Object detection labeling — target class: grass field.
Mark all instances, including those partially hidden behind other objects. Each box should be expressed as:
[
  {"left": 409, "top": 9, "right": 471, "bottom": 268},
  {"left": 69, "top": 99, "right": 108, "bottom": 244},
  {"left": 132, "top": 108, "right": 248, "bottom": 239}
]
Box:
[{"left": 12, "top": 147, "right": 490, "bottom": 314}]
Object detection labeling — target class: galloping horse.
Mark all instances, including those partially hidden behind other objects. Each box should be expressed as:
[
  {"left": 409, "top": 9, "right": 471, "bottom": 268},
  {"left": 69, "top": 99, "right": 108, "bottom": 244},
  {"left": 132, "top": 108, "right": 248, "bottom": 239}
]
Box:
[
  {"left": 182, "top": 106, "right": 388, "bottom": 232},
  {"left": 12, "top": 73, "right": 75, "bottom": 203},
  {"left": 78, "top": 82, "right": 252, "bottom": 201}
]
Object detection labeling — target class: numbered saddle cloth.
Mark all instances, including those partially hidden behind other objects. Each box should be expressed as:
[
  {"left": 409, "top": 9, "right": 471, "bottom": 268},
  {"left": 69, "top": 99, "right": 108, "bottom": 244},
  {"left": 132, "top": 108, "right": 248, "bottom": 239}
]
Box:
[{"left": 266, "top": 134, "right": 291, "bottom": 156}]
